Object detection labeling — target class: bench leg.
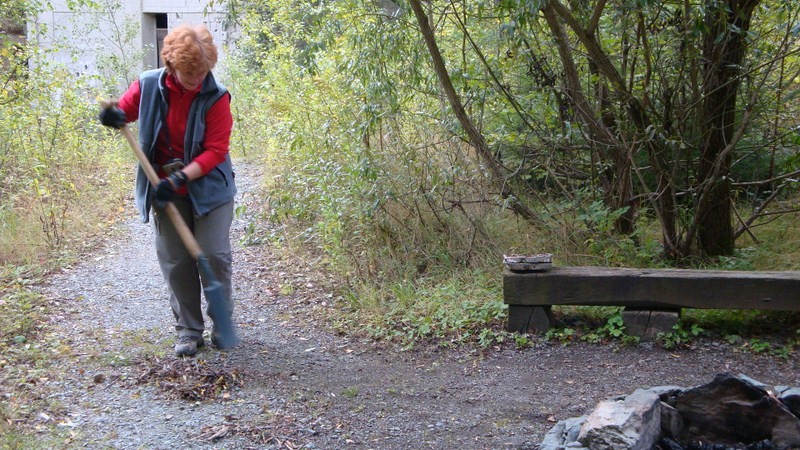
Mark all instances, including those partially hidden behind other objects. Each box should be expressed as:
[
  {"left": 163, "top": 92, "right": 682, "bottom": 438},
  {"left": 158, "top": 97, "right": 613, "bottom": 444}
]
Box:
[
  {"left": 622, "top": 308, "right": 680, "bottom": 341},
  {"left": 508, "top": 305, "right": 554, "bottom": 333}
]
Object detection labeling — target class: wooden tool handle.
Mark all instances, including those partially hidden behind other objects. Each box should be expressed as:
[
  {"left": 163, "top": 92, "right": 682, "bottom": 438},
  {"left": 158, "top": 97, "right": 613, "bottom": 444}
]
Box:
[{"left": 120, "top": 126, "right": 204, "bottom": 260}]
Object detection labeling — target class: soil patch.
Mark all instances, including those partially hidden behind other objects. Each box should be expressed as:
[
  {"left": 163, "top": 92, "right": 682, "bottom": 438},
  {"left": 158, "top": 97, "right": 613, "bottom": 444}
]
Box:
[{"left": 33, "top": 163, "right": 800, "bottom": 449}]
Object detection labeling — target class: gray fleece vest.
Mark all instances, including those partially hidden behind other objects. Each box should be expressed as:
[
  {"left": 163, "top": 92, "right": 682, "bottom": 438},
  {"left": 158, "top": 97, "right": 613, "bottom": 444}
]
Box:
[{"left": 134, "top": 68, "right": 236, "bottom": 223}]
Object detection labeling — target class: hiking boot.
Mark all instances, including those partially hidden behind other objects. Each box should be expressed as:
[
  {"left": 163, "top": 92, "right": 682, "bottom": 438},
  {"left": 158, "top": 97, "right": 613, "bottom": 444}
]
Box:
[{"left": 174, "top": 335, "right": 205, "bottom": 357}]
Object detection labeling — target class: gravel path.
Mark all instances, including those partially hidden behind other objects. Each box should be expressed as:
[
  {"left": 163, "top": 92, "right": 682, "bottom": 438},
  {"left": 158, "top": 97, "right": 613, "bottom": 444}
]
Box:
[{"left": 36, "top": 163, "right": 800, "bottom": 449}]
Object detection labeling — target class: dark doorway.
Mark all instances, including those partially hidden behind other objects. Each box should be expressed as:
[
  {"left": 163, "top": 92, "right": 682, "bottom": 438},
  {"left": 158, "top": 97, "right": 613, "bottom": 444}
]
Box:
[{"left": 155, "top": 13, "right": 168, "bottom": 68}]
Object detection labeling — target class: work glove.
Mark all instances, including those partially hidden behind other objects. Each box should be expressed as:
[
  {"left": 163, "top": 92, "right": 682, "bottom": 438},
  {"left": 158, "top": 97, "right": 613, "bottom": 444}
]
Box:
[
  {"left": 99, "top": 105, "right": 127, "bottom": 129},
  {"left": 154, "top": 170, "right": 189, "bottom": 209}
]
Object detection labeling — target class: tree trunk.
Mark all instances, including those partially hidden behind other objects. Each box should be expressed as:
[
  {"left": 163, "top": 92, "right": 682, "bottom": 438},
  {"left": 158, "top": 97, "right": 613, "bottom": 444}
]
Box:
[{"left": 696, "top": 0, "right": 760, "bottom": 256}]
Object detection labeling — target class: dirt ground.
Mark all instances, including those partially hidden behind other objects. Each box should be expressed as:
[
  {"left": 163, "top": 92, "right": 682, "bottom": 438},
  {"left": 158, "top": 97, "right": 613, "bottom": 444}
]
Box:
[{"left": 34, "top": 163, "right": 800, "bottom": 449}]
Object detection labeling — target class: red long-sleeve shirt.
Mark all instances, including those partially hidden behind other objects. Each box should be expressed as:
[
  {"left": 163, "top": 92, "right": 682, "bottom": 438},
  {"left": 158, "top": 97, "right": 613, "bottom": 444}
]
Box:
[{"left": 118, "top": 73, "right": 233, "bottom": 178}]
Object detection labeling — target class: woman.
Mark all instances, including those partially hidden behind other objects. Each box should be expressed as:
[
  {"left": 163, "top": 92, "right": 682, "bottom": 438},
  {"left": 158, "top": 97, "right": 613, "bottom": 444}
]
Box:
[{"left": 100, "top": 24, "right": 236, "bottom": 357}]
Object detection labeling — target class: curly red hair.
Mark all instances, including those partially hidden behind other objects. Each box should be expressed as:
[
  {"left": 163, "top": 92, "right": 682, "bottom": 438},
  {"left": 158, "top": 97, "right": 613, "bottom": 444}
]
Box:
[{"left": 161, "top": 24, "right": 218, "bottom": 75}]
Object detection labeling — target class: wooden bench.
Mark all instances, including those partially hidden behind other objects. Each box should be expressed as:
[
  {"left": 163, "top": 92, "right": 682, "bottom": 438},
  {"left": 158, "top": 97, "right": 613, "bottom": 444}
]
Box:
[{"left": 504, "top": 266, "right": 800, "bottom": 339}]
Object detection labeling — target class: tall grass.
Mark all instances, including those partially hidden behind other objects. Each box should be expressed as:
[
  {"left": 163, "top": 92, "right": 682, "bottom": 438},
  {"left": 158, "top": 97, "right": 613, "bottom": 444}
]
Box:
[
  {"left": 0, "top": 27, "right": 138, "bottom": 446},
  {"left": 0, "top": 52, "right": 132, "bottom": 269}
]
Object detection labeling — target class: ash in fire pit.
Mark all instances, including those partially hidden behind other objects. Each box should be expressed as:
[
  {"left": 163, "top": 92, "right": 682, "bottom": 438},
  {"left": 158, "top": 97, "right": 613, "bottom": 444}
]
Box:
[{"left": 539, "top": 373, "right": 800, "bottom": 450}]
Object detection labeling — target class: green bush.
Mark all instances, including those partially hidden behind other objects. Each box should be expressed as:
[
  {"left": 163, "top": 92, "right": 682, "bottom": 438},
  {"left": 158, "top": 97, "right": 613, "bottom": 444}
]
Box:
[
  {"left": 0, "top": 43, "right": 131, "bottom": 267},
  {"left": 227, "top": 0, "right": 800, "bottom": 351}
]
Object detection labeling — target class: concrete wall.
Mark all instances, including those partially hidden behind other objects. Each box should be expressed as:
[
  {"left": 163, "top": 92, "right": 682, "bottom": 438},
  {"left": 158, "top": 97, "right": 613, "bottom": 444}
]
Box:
[{"left": 29, "top": 0, "right": 236, "bottom": 89}]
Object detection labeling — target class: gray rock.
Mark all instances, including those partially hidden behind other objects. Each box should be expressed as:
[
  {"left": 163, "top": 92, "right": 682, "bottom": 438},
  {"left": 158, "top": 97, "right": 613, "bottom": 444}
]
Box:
[
  {"left": 540, "top": 416, "right": 586, "bottom": 450},
  {"left": 577, "top": 389, "right": 661, "bottom": 450},
  {"left": 564, "top": 444, "right": 589, "bottom": 449},
  {"left": 779, "top": 387, "right": 800, "bottom": 418},
  {"left": 563, "top": 416, "right": 585, "bottom": 443},
  {"left": 643, "top": 385, "right": 685, "bottom": 406},
  {"left": 540, "top": 419, "right": 570, "bottom": 449},
  {"left": 737, "top": 373, "right": 772, "bottom": 392}
]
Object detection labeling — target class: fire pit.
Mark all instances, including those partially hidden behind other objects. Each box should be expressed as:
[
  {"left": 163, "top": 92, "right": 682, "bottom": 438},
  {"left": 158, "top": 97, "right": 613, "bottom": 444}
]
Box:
[{"left": 539, "top": 373, "right": 800, "bottom": 450}]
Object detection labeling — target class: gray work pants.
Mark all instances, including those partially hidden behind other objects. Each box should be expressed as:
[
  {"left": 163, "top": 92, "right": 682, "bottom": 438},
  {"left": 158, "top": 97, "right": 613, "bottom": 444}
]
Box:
[{"left": 153, "top": 197, "right": 234, "bottom": 339}]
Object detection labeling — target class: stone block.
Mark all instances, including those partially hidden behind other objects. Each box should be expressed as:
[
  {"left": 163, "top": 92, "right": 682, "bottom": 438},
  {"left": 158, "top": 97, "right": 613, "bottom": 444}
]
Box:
[
  {"left": 622, "top": 309, "right": 679, "bottom": 341},
  {"left": 507, "top": 305, "right": 554, "bottom": 333}
]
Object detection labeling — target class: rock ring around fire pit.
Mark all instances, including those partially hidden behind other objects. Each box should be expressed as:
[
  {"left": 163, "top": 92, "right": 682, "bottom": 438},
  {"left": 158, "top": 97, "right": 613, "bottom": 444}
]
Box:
[{"left": 539, "top": 373, "right": 800, "bottom": 450}]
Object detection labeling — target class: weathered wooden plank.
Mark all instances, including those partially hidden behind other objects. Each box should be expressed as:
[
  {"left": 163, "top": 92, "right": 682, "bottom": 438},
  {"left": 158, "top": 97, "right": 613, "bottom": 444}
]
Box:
[{"left": 504, "top": 267, "right": 800, "bottom": 311}]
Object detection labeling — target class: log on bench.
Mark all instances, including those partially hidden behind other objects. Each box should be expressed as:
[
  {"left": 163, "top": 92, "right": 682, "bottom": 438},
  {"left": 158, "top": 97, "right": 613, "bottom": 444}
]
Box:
[{"left": 504, "top": 266, "right": 800, "bottom": 339}]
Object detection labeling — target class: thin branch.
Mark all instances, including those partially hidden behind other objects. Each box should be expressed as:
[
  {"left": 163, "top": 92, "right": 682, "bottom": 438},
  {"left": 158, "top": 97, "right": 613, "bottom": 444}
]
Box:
[
  {"left": 731, "top": 200, "right": 759, "bottom": 243},
  {"left": 407, "top": 0, "right": 541, "bottom": 224},
  {"left": 447, "top": 5, "right": 572, "bottom": 198},
  {"left": 753, "top": 208, "right": 800, "bottom": 218},
  {"left": 732, "top": 168, "right": 800, "bottom": 187},
  {"left": 734, "top": 182, "right": 785, "bottom": 240},
  {"left": 587, "top": 0, "right": 608, "bottom": 34}
]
